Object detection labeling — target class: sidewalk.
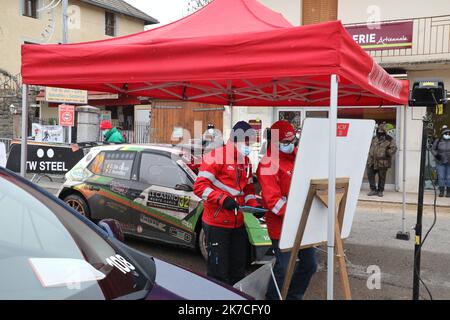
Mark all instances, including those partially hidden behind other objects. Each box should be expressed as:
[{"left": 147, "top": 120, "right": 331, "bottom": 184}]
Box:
[{"left": 358, "top": 189, "right": 450, "bottom": 208}]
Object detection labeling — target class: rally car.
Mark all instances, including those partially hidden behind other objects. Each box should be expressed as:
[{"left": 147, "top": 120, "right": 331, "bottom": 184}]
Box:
[{"left": 57, "top": 144, "right": 272, "bottom": 263}]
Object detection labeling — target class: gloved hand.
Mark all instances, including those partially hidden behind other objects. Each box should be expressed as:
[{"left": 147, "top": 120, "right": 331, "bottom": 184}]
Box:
[
  {"left": 253, "top": 209, "right": 265, "bottom": 219},
  {"left": 435, "top": 154, "right": 442, "bottom": 162},
  {"left": 222, "top": 197, "right": 239, "bottom": 211}
]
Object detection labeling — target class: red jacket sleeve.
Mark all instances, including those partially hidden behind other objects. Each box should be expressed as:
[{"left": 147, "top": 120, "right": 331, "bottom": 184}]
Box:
[
  {"left": 193, "top": 152, "right": 228, "bottom": 206},
  {"left": 256, "top": 160, "right": 287, "bottom": 216},
  {"left": 243, "top": 163, "right": 259, "bottom": 207}
]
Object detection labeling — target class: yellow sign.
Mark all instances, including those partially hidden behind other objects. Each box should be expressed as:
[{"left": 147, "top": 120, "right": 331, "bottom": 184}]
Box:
[
  {"left": 435, "top": 104, "right": 444, "bottom": 115},
  {"left": 45, "top": 87, "right": 88, "bottom": 104}
]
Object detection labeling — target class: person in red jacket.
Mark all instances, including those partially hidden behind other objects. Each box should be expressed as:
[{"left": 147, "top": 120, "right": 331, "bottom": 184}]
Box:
[
  {"left": 194, "top": 121, "right": 260, "bottom": 285},
  {"left": 257, "top": 120, "right": 317, "bottom": 300}
]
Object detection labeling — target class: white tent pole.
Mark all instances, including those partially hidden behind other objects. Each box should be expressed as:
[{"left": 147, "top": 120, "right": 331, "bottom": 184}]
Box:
[
  {"left": 327, "top": 74, "right": 338, "bottom": 300},
  {"left": 20, "top": 84, "right": 28, "bottom": 177}
]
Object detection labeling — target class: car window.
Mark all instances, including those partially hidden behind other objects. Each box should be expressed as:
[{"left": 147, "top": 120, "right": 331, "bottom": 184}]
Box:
[
  {"left": 139, "top": 153, "right": 191, "bottom": 188},
  {"left": 0, "top": 172, "right": 152, "bottom": 300},
  {"left": 88, "top": 151, "right": 135, "bottom": 180}
]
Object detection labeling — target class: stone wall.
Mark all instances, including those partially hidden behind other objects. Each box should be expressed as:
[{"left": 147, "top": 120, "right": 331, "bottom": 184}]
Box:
[
  {"left": 0, "top": 91, "right": 17, "bottom": 139},
  {"left": 0, "top": 89, "right": 39, "bottom": 139}
]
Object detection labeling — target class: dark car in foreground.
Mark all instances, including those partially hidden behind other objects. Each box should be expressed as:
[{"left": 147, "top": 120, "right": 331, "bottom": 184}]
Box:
[{"left": 0, "top": 167, "right": 248, "bottom": 300}]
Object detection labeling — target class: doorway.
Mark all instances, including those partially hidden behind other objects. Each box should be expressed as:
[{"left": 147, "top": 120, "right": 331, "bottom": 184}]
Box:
[{"left": 275, "top": 107, "right": 399, "bottom": 190}]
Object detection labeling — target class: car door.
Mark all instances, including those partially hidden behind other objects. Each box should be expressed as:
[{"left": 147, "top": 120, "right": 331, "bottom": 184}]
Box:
[
  {"left": 84, "top": 150, "right": 138, "bottom": 223},
  {"left": 128, "top": 151, "right": 201, "bottom": 248}
]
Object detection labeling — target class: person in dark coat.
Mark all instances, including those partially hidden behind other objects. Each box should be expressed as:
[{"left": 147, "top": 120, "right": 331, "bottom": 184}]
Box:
[
  {"left": 367, "top": 122, "right": 397, "bottom": 197},
  {"left": 432, "top": 125, "right": 450, "bottom": 197}
]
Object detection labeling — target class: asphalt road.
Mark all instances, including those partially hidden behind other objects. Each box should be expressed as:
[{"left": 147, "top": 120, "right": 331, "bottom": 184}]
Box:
[{"left": 125, "top": 201, "right": 450, "bottom": 300}]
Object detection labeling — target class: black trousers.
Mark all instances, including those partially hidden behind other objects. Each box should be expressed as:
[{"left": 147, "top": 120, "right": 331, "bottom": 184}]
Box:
[
  {"left": 202, "top": 222, "right": 248, "bottom": 286},
  {"left": 367, "top": 166, "right": 388, "bottom": 192}
]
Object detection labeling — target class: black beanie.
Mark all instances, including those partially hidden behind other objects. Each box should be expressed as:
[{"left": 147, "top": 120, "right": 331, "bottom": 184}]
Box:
[{"left": 231, "top": 121, "right": 256, "bottom": 142}]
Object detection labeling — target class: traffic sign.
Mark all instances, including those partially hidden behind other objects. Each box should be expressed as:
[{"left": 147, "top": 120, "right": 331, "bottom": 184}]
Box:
[{"left": 59, "top": 104, "right": 75, "bottom": 127}]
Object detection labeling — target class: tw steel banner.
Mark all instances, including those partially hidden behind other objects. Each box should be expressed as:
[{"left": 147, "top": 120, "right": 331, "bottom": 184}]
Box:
[
  {"left": 6, "top": 141, "right": 84, "bottom": 174},
  {"left": 345, "top": 21, "right": 413, "bottom": 51}
]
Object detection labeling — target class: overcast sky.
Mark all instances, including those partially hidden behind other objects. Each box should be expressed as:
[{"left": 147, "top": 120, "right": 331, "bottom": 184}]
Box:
[{"left": 124, "top": 0, "right": 190, "bottom": 28}]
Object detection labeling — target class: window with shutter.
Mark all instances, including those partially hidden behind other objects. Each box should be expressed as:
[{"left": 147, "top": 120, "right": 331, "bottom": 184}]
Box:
[
  {"left": 105, "top": 12, "right": 116, "bottom": 36},
  {"left": 302, "top": 0, "right": 337, "bottom": 25},
  {"left": 23, "top": 0, "right": 38, "bottom": 19}
]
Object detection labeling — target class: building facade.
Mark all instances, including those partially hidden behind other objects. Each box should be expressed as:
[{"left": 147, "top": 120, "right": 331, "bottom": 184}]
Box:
[
  {"left": 228, "top": 0, "right": 450, "bottom": 193},
  {"left": 0, "top": 0, "right": 157, "bottom": 140}
]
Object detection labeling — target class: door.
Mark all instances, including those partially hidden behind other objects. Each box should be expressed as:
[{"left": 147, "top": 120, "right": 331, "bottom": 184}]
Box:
[
  {"left": 151, "top": 101, "right": 224, "bottom": 144},
  {"left": 85, "top": 150, "right": 138, "bottom": 223},
  {"left": 128, "top": 151, "right": 201, "bottom": 248}
]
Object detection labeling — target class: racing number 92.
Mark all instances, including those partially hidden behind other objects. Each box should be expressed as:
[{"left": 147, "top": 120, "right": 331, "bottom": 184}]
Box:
[{"left": 178, "top": 196, "right": 190, "bottom": 210}]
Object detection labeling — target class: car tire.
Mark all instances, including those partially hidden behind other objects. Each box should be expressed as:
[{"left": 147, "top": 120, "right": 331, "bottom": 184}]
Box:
[
  {"left": 64, "top": 194, "right": 91, "bottom": 219},
  {"left": 199, "top": 227, "right": 208, "bottom": 261}
]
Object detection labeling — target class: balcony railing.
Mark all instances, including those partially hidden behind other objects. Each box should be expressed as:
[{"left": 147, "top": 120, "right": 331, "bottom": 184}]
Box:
[{"left": 345, "top": 15, "right": 450, "bottom": 62}]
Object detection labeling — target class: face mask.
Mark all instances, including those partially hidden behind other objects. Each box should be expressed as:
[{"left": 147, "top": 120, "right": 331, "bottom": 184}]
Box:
[
  {"left": 208, "top": 128, "right": 214, "bottom": 134},
  {"left": 238, "top": 145, "right": 251, "bottom": 157},
  {"left": 443, "top": 134, "right": 450, "bottom": 140},
  {"left": 280, "top": 143, "right": 294, "bottom": 154}
]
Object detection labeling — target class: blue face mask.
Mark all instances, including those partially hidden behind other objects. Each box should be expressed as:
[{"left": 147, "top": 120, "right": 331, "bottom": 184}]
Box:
[
  {"left": 280, "top": 143, "right": 294, "bottom": 154},
  {"left": 239, "top": 145, "right": 251, "bottom": 157}
]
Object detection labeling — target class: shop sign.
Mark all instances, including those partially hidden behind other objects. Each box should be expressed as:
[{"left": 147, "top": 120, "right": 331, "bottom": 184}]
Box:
[{"left": 345, "top": 21, "right": 413, "bottom": 51}]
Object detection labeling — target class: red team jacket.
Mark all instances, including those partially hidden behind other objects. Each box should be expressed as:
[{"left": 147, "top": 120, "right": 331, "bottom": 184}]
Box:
[
  {"left": 256, "top": 147, "right": 297, "bottom": 240},
  {"left": 194, "top": 141, "right": 259, "bottom": 229}
]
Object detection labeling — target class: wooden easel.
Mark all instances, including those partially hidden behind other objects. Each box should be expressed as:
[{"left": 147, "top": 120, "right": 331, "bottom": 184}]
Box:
[{"left": 280, "top": 177, "right": 352, "bottom": 300}]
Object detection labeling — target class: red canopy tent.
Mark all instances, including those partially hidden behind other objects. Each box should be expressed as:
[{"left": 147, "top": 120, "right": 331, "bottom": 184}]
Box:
[
  {"left": 21, "top": 0, "right": 408, "bottom": 107},
  {"left": 20, "top": 0, "right": 409, "bottom": 300}
]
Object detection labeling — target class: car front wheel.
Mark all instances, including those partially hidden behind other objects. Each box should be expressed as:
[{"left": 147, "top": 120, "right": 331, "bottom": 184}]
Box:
[{"left": 64, "top": 194, "right": 91, "bottom": 219}]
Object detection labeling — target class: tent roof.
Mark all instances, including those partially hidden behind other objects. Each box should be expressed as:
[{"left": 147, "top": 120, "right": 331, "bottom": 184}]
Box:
[{"left": 21, "top": 0, "right": 408, "bottom": 107}]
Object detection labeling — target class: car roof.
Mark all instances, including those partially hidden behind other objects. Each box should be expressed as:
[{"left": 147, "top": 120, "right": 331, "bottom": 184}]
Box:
[{"left": 90, "top": 143, "right": 182, "bottom": 155}]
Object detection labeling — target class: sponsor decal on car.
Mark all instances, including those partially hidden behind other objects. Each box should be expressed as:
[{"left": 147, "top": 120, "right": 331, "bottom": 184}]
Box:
[
  {"left": 119, "top": 222, "right": 136, "bottom": 233},
  {"left": 105, "top": 200, "right": 128, "bottom": 214},
  {"left": 181, "top": 220, "right": 194, "bottom": 230},
  {"left": 147, "top": 190, "right": 191, "bottom": 214},
  {"left": 110, "top": 180, "right": 129, "bottom": 196},
  {"left": 169, "top": 227, "right": 192, "bottom": 243},
  {"left": 140, "top": 215, "right": 167, "bottom": 232}
]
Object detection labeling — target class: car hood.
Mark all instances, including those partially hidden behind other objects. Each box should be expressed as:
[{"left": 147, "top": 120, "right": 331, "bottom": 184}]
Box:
[{"left": 148, "top": 258, "right": 250, "bottom": 300}]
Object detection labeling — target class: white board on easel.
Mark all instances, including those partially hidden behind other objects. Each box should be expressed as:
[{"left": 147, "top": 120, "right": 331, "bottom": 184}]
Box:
[{"left": 279, "top": 118, "right": 375, "bottom": 250}]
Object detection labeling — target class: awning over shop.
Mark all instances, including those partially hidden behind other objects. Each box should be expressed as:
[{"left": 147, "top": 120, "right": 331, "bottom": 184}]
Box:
[{"left": 21, "top": 0, "right": 408, "bottom": 107}]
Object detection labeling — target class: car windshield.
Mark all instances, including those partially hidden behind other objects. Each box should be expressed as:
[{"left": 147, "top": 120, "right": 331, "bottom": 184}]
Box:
[{"left": 0, "top": 171, "right": 154, "bottom": 300}]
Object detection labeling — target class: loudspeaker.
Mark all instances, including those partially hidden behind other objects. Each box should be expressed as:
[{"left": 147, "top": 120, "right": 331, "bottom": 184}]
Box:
[{"left": 409, "top": 79, "right": 447, "bottom": 107}]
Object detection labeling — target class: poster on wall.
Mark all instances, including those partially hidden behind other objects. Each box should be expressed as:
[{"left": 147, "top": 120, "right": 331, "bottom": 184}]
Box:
[{"left": 32, "top": 123, "right": 64, "bottom": 143}]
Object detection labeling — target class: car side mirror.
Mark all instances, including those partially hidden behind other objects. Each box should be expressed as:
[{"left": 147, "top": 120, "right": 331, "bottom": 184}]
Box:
[
  {"left": 98, "top": 219, "right": 125, "bottom": 242},
  {"left": 175, "top": 183, "right": 193, "bottom": 192}
]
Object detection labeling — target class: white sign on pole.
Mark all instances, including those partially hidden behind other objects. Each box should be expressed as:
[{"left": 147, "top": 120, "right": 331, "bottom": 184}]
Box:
[
  {"left": 32, "top": 123, "right": 64, "bottom": 143},
  {"left": 279, "top": 118, "right": 375, "bottom": 250}
]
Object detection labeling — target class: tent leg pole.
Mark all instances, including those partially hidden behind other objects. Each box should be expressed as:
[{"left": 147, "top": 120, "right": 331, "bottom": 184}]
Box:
[
  {"left": 327, "top": 74, "right": 338, "bottom": 300},
  {"left": 397, "top": 106, "right": 410, "bottom": 240},
  {"left": 20, "top": 84, "right": 28, "bottom": 177}
]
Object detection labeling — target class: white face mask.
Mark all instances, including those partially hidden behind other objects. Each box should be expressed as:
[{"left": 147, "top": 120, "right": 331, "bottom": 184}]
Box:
[
  {"left": 280, "top": 143, "right": 294, "bottom": 154},
  {"left": 443, "top": 134, "right": 450, "bottom": 140},
  {"left": 208, "top": 128, "right": 214, "bottom": 134}
]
